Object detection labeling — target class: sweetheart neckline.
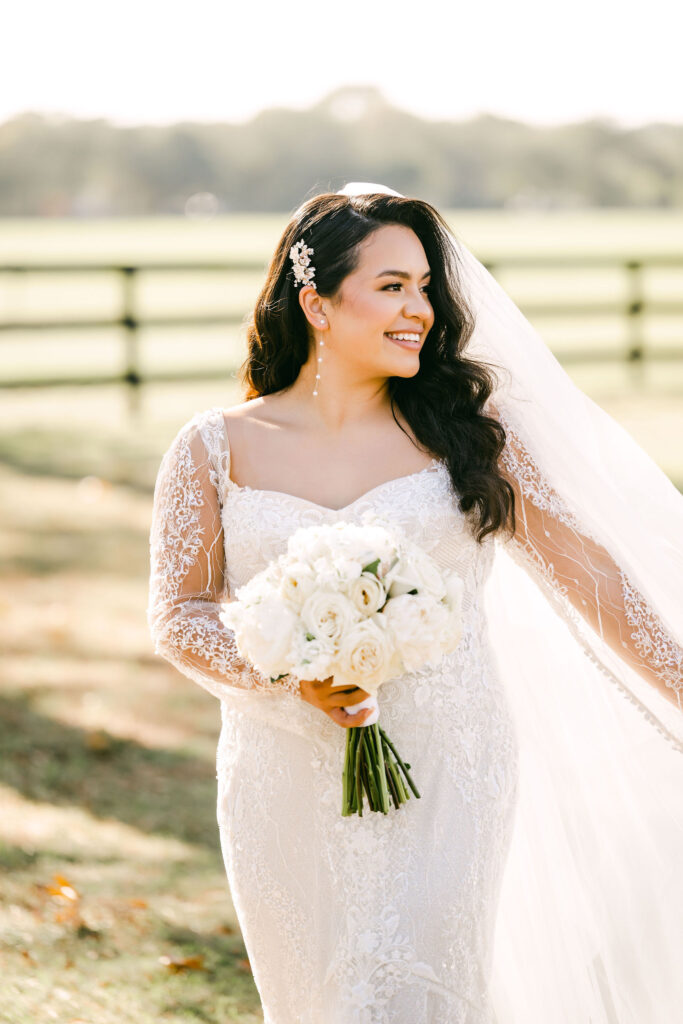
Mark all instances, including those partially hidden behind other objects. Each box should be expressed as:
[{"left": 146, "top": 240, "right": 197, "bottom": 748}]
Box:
[{"left": 224, "top": 459, "right": 445, "bottom": 514}]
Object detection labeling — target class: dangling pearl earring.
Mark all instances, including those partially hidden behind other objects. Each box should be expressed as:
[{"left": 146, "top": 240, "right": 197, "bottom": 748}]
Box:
[{"left": 313, "top": 317, "right": 326, "bottom": 398}]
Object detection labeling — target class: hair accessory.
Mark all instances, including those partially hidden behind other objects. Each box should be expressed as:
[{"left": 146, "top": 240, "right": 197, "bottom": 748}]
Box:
[{"left": 289, "top": 238, "right": 316, "bottom": 289}]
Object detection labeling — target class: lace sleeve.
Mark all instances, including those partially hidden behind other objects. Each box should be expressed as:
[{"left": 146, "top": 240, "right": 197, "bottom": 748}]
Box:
[
  {"left": 147, "top": 417, "right": 301, "bottom": 702},
  {"left": 491, "top": 406, "right": 683, "bottom": 715}
]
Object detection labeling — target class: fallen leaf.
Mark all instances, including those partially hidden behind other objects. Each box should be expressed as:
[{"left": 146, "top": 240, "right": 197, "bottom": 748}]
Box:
[
  {"left": 158, "top": 954, "right": 206, "bottom": 973},
  {"left": 84, "top": 730, "right": 113, "bottom": 753},
  {"left": 47, "top": 875, "right": 79, "bottom": 901}
]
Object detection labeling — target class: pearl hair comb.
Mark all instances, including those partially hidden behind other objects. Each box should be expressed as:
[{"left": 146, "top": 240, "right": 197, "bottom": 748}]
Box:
[{"left": 289, "top": 238, "right": 316, "bottom": 289}]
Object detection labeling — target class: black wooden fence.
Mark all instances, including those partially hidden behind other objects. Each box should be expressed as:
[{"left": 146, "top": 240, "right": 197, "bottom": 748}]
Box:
[{"left": 1, "top": 256, "right": 682, "bottom": 402}]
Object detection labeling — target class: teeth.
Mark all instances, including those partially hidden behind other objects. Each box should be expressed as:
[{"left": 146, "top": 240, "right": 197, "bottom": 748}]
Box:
[{"left": 387, "top": 333, "right": 420, "bottom": 342}]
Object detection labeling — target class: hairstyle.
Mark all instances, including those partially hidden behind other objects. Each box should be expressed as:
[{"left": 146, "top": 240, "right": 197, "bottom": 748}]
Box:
[{"left": 239, "top": 191, "right": 515, "bottom": 543}]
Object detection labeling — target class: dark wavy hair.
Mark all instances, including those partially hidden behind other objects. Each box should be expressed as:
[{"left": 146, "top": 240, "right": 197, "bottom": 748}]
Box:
[{"left": 238, "top": 191, "right": 515, "bottom": 543}]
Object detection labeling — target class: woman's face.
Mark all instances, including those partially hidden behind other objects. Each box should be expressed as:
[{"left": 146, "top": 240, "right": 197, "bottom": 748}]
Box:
[{"left": 321, "top": 223, "right": 435, "bottom": 381}]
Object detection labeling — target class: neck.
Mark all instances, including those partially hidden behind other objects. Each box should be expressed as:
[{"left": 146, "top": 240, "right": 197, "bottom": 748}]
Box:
[{"left": 288, "top": 348, "right": 392, "bottom": 435}]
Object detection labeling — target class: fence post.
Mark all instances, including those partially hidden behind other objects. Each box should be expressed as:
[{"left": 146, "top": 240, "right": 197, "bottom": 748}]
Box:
[
  {"left": 120, "top": 266, "right": 141, "bottom": 417},
  {"left": 625, "top": 260, "right": 645, "bottom": 388}
]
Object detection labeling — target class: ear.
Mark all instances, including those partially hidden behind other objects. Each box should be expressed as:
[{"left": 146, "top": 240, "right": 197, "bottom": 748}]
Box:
[{"left": 298, "top": 285, "right": 329, "bottom": 331}]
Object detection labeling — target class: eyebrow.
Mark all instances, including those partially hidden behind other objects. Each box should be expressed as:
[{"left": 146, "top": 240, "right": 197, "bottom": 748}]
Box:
[{"left": 375, "top": 269, "right": 431, "bottom": 280}]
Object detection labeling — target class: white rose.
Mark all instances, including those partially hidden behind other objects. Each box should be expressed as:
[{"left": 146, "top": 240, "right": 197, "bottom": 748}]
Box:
[
  {"left": 334, "top": 617, "right": 394, "bottom": 694},
  {"left": 278, "top": 561, "right": 318, "bottom": 610},
  {"left": 381, "top": 593, "right": 451, "bottom": 670},
  {"left": 224, "top": 594, "right": 299, "bottom": 677},
  {"left": 347, "top": 572, "right": 387, "bottom": 616},
  {"left": 300, "top": 590, "right": 360, "bottom": 645}
]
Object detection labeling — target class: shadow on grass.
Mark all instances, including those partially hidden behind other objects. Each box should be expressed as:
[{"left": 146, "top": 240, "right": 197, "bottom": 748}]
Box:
[{"left": 0, "top": 692, "right": 221, "bottom": 849}]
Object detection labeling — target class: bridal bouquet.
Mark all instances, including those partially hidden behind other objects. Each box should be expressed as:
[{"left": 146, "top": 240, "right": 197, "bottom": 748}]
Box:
[{"left": 221, "top": 512, "right": 464, "bottom": 816}]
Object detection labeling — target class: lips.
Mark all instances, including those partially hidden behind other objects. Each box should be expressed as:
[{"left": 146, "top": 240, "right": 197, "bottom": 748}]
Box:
[{"left": 385, "top": 332, "right": 421, "bottom": 349}]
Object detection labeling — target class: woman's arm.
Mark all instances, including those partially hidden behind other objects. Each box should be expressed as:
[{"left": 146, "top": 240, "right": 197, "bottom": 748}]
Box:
[
  {"left": 490, "top": 403, "right": 683, "bottom": 711},
  {"left": 147, "top": 420, "right": 300, "bottom": 701}
]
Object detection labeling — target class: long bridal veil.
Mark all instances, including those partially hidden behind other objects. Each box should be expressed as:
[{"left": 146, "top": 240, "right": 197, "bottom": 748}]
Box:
[{"left": 337, "top": 183, "right": 683, "bottom": 1022}]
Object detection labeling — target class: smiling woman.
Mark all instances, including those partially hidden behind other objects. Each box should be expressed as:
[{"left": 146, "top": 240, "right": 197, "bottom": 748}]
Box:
[
  {"left": 147, "top": 184, "right": 683, "bottom": 1024},
  {"left": 240, "top": 191, "right": 514, "bottom": 544}
]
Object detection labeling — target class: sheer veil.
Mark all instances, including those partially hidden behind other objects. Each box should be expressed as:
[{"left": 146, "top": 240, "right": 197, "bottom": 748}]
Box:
[{"left": 338, "top": 183, "right": 683, "bottom": 1022}]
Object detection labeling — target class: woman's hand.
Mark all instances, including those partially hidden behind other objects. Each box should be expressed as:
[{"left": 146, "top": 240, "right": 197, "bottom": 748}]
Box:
[{"left": 297, "top": 675, "right": 375, "bottom": 728}]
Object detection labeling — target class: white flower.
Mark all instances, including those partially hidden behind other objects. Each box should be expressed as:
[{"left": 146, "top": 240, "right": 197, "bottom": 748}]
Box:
[
  {"left": 278, "top": 560, "right": 317, "bottom": 611},
  {"left": 348, "top": 572, "right": 386, "bottom": 615},
  {"left": 222, "top": 593, "right": 299, "bottom": 677},
  {"left": 381, "top": 593, "right": 452, "bottom": 670},
  {"left": 334, "top": 617, "right": 394, "bottom": 694},
  {"left": 287, "top": 524, "right": 333, "bottom": 562},
  {"left": 383, "top": 547, "right": 447, "bottom": 601},
  {"left": 288, "top": 631, "right": 335, "bottom": 681},
  {"left": 300, "top": 590, "right": 360, "bottom": 645}
]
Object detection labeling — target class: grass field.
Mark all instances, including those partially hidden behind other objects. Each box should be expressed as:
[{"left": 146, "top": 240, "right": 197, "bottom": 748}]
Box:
[
  {"left": 0, "top": 376, "right": 273, "bottom": 1022},
  {"left": 1, "top": 211, "right": 682, "bottom": 1023}
]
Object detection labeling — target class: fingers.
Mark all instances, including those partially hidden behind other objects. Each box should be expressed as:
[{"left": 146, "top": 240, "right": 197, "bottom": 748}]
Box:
[
  {"left": 315, "top": 681, "right": 371, "bottom": 708},
  {"left": 297, "top": 678, "right": 373, "bottom": 723},
  {"left": 336, "top": 687, "right": 372, "bottom": 706},
  {"left": 326, "top": 688, "right": 370, "bottom": 710},
  {"left": 327, "top": 705, "right": 374, "bottom": 729}
]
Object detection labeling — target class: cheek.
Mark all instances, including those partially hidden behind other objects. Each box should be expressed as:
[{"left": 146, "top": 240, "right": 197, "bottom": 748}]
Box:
[{"left": 349, "top": 293, "right": 391, "bottom": 328}]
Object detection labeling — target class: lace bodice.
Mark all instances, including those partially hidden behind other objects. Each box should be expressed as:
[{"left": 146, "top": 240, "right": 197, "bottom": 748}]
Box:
[
  {"left": 147, "top": 405, "right": 682, "bottom": 741},
  {"left": 147, "top": 406, "right": 498, "bottom": 725}
]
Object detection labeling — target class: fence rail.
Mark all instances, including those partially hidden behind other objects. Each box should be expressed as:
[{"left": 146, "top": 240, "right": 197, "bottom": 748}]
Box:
[{"left": 2, "top": 257, "right": 683, "bottom": 398}]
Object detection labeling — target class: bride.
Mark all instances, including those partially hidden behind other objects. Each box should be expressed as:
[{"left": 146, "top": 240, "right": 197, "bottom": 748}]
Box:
[{"left": 148, "top": 184, "right": 683, "bottom": 1023}]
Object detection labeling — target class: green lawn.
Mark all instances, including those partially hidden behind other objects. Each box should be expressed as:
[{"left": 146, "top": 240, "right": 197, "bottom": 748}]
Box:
[{"left": 0, "top": 384, "right": 267, "bottom": 1022}]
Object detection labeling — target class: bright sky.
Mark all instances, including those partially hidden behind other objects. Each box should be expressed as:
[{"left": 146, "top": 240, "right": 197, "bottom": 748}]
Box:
[{"left": 3, "top": 0, "right": 681, "bottom": 127}]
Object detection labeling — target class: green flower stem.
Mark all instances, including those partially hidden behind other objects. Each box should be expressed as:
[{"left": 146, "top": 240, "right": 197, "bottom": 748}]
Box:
[
  {"left": 341, "top": 722, "right": 420, "bottom": 817},
  {"left": 365, "top": 727, "right": 384, "bottom": 813},
  {"left": 343, "top": 728, "right": 360, "bottom": 816},
  {"left": 385, "top": 750, "right": 407, "bottom": 803},
  {"left": 362, "top": 725, "right": 377, "bottom": 801},
  {"left": 342, "top": 729, "right": 353, "bottom": 816},
  {"left": 384, "top": 756, "right": 401, "bottom": 809},
  {"left": 354, "top": 730, "right": 364, "bottom": 816},
  {"left": 370, "top": 723, "right": 391, "bottom": 813},
  {"left": 361, "top": 749, "right": 377, "bottom": 809},
  {"left": 379, "top": 727, "right": 421, "bottom": 800}
]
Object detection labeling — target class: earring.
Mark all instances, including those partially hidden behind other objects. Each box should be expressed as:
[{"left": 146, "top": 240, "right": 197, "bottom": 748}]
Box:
[
  {"left": 313, "top": 328, "right": 324, "bottom": 397},
  {"left": 313, "top": 317, "right": 327, "bottom": 397}
]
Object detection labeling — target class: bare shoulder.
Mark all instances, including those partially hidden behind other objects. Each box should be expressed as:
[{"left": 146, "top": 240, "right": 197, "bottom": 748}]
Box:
[
  {"left": 224, "top": 391, "right": 299, "bottom": 432},
  {"left": 222, "top": 397, "right": 264, "bottom": 421},
  {"left": 222, "top": 393, "right": 295, "bottom": 429}
]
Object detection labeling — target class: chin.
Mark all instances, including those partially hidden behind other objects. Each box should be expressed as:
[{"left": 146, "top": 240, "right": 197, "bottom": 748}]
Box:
[{"left": 388, "top": 361, "right": 421, "bottom": 380}]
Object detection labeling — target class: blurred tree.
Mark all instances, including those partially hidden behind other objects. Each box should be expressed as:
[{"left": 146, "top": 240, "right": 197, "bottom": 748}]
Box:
[{"left": 1, "top": 88, "right": 682, "bottom": 214}]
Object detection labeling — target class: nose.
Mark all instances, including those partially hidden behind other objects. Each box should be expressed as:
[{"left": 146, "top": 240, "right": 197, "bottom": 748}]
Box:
[{"left": 403, "top": 286, "right": 433, "bottom": 323}]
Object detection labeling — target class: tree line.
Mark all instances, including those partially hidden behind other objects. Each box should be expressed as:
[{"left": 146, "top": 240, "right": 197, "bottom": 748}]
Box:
[{"left": 1, "top": 86, "right": 682, "bottom": 215}]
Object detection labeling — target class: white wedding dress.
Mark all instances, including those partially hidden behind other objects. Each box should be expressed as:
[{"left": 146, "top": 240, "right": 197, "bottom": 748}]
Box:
[{"left": 148, "top": 405, "right": 683, "bottom": 1024}]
